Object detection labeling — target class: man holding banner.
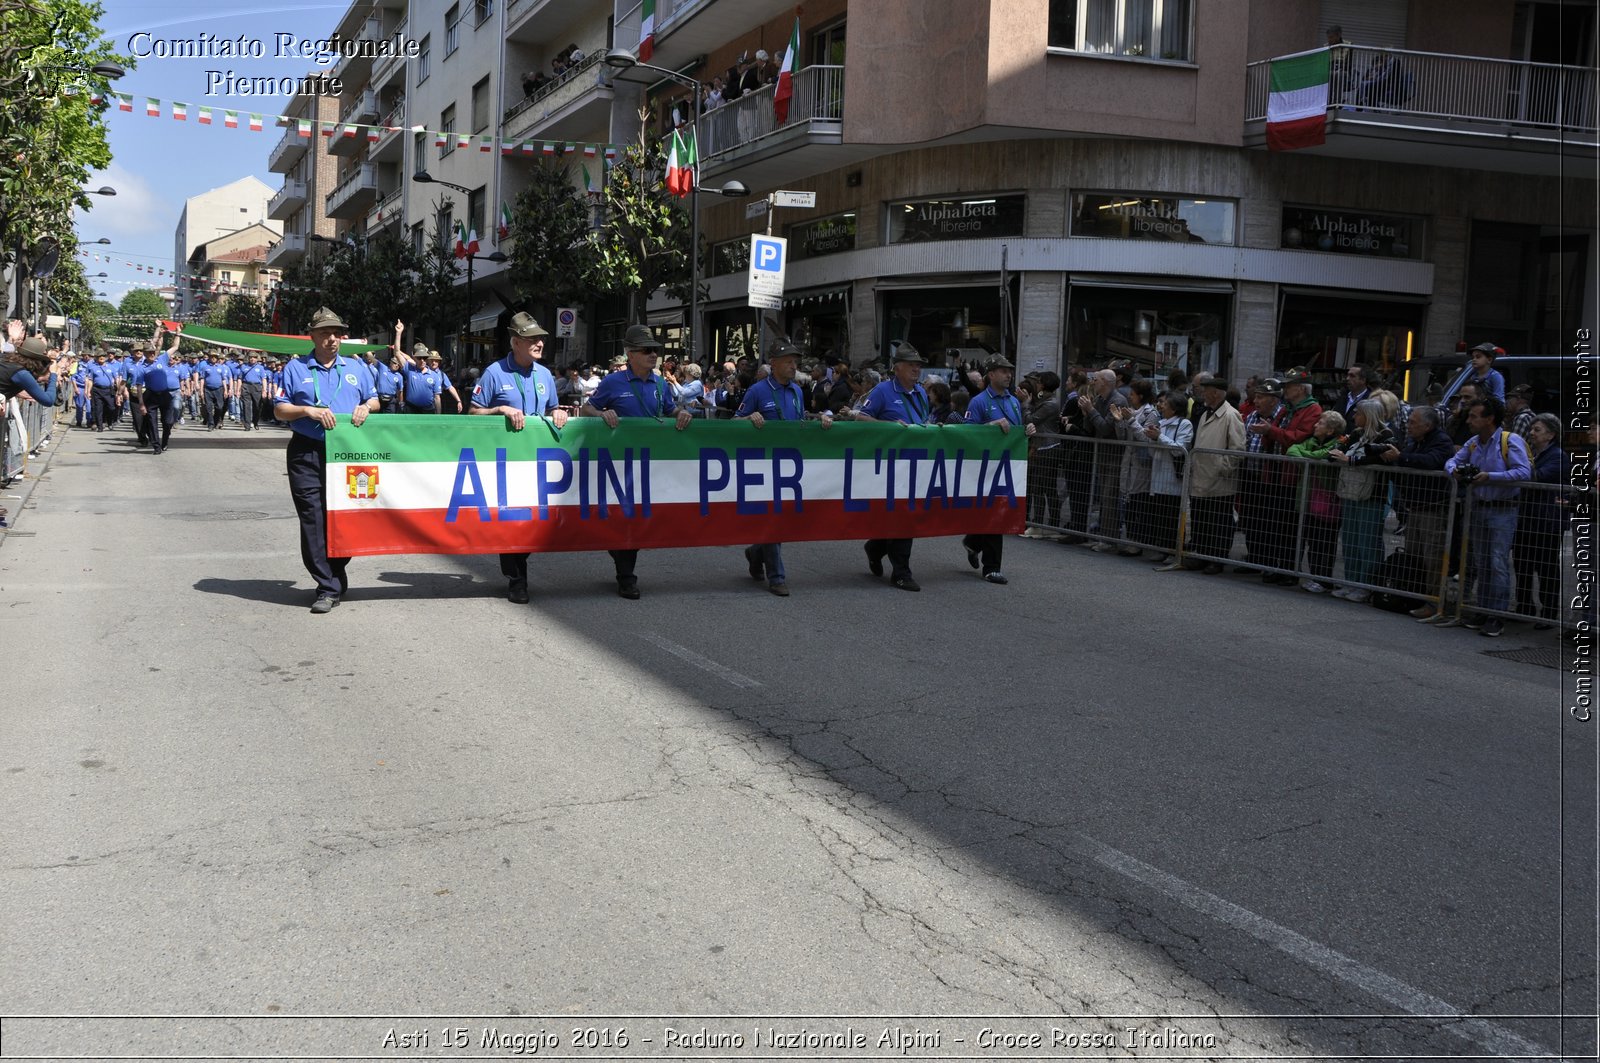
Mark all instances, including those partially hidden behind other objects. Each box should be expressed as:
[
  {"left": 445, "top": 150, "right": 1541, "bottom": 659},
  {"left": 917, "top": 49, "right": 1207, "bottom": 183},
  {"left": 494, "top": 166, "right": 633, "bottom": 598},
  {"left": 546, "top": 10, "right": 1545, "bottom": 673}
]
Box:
[
  {"left": 471, "top": 312, "right": 571, "bottom": 604},
  {"left": 850, "top": 342, "right": 932, "bottom": 592},
  {"left": 735, "top": 336, "right": 833, "bottom": 596},
  {"left": 580, "top": 325, "right": 692, "bottom": 600},
  {"left": 962, "top": 355, "right": 1034, "bottom": 584},
  {"left": 273, "top": 307, "right": 379, "bottom": 614}
]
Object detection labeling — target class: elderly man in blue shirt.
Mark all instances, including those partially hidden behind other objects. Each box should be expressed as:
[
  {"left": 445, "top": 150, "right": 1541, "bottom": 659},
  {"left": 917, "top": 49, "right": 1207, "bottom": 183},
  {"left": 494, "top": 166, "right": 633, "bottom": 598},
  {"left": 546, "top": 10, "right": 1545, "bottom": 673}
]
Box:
[
  {"left": 736, "top": 336, "right": 833, "bottom": 596},
  {"left": 581, "top": 324, "right": 692, "bottom": 599},
  {"left": 273, "top": 307, "right": 379, "bottom": 615},
  {"left": 962, "top": 354, "right": 1034, "bottom": 584},
  {"left": 847, "top": 341, "right": 933, "bottom": 592},
  {"left": 1443, "top": 395, "right": 1531, "bottom": 638},
  {"left": 472, "top": 312, "right": 571, "bottom": 603}
]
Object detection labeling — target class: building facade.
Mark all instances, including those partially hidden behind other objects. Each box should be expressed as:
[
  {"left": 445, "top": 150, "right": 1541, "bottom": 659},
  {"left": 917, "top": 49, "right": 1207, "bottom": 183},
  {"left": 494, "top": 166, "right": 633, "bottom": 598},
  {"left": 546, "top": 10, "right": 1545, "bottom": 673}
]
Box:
[{"left": 171, "top": 176, "right": 280, "bottom": 317}]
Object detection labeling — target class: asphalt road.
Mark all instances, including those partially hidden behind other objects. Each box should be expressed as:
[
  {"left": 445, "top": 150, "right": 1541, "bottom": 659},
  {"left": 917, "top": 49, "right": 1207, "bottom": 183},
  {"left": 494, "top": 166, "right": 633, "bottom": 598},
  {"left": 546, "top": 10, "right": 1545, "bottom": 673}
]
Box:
[{"left": 1, "top": 418, "right": 1594, "bottom": 1060}]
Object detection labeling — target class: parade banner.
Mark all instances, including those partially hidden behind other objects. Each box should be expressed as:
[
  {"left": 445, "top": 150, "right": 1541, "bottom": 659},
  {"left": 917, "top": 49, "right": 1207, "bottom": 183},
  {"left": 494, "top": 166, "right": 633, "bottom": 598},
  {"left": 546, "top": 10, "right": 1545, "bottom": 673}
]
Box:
[{"left": 324, "top": 417, "right": 1027, "bottom": 557}]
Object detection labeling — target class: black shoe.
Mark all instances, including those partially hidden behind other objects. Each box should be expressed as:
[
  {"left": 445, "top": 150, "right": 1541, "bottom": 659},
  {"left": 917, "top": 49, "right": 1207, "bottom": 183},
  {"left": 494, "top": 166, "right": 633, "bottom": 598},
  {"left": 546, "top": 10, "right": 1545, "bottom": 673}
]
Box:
[
  {"left": 744, "top": 546, "right": 764, "bottom": 580},
  {"left": 617, "top": 582, "right": 640, "bottom": 600},
  {"left": 1462, "top": 614, "right": 1486, "bottom": 630},
  {"left": 309, "top": 594, "right": 339, "bottom": 614},
  {"left": 864, "top": 544, "right": 884, "bottom": 578},
  {"left": 965, "top": 544, "right": 981, "bottom": 569},
  {"left": 1234, "top": 565, "right": 1254, "bottom": 575},
  {"left": 508, "top": 582, "right": 530, "bottom": 604},
  {"left": 983, "top": 571, "right": 1008, "bottom": 585},
  {"left": 1481, "top": 618, "right": 1504, "bottom": 638},
  {"left": 890, "top": 575, "right": 921, "bottom": 592},
  {"left": 1533, "top": 620, "right": 1554, "bottom": 631}
]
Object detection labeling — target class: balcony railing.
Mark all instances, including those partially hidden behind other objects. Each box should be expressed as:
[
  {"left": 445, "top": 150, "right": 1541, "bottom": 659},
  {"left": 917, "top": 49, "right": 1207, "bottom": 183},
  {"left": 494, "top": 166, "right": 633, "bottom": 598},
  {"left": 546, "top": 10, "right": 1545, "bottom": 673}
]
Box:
[
  {"left": 339, "top": 86, "right": 378, "bottom": 125},
  {"left": 267, "top": 179, "right": 307, "bottom": 220},
  {"left": 1245, "top": 46, "right": 1597, "bottom": 137},
  {"left": 267, "top": 125, "right": 309, "bottom": 173},
  {"left": 366, "top": 188, "right": 403, "bottom": 234},
  {"left": 698, "top": 65, "right": 844, "bottom": 160},
  {"left": 372, "top": 18, "right": 407, "bottom": 86},
  {"left": 265, "top": 232, "right": 307, "bottom": 267},
  {"left": 325, "top": 163, "right": 378, "bottom": 217},
  {"left": 372, "top": 102, "right": 406, "bottom": 160},
  {"left": 504, "top": 50, "right": 605, "bottom": 129}
]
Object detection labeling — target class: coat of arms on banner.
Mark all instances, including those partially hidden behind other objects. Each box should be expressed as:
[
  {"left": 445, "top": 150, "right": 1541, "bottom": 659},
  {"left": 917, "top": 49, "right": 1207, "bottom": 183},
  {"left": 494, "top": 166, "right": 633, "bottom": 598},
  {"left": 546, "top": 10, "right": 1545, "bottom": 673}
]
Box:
[{"left": 346, "top": 465, "right": 379, "bottom": 502}]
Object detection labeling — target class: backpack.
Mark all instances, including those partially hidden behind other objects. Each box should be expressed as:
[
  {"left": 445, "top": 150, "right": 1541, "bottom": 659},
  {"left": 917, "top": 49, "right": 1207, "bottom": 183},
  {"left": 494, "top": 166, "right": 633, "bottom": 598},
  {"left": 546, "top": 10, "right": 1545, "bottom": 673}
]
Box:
[{"left": 1370, "top": 550, "right": 1431, "bottom": 613}]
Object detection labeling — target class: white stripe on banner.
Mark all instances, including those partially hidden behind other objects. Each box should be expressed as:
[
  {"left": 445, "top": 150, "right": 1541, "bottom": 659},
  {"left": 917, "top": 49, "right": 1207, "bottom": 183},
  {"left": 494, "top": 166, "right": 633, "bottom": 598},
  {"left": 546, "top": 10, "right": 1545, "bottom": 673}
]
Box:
[{"left": 326, "top": 457, "right": 1027, "bottom": 513}]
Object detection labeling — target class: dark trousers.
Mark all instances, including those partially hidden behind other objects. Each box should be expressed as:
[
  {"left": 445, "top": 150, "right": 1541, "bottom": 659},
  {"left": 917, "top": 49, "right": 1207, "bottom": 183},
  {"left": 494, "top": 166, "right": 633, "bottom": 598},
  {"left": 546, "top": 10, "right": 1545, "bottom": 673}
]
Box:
[
  {"left": 91, "top": 386, "right": 116, "bottom": 429},
  {"left": 144, "top": 390, "right": 173, "bottom": 451},
  {"left": 241, "top": 383, "right": 263, "bottom": 428},
  {"left": 1150, "top": 493, "right": 1181, "bottom": 552},
  {"left": 501, "top": 553, "right": 529, "bottom": 586},
  {"left": 1513, "top": 525, "right": 1562, "bottom": 620},
  {"left": 1027, "top": 445, "right": 1064, "bottom": 527},
  {"left": 133, "top": 394, "right": 152, "bottom": 444},
  {"left": 203, "top": 387, "right": 226, "bottom": 428},
  {"left": 1124, "top": 492, "right": 1153, "bottom": 547},
  {"left": 962, "top": 533, "right": 1003, "bottom": 575},
  {"left": 378, "top": 395, "right": 398, "bottom": 413},
  {"left": 286, "top": 433, "right": 347, "bottom": 597},
  {"left": 609, "top": 549, "right": 639, "bottom": 586},
  {"left": 864, "top": 538, "right": 913, "bottom": 580},
  {"left": 405, "top": 403, "right": 436, "bottom": 414},
  {"left": 1190, "top": 494, "right": 1236, "bottom": 561},
  {"left": 1303, "top": 517, "right": 1339, "bottom": 579},
  {"left": 1061, "top": 440, "right": 1095, "bottom": 532}
]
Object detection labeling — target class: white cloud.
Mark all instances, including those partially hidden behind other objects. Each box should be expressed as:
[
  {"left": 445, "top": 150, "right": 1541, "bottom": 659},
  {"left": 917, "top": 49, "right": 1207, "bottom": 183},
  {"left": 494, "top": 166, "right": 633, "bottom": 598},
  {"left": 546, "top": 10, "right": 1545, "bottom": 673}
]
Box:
[{"left": 73, "top": 161, "right": 175, "bottom": 245}]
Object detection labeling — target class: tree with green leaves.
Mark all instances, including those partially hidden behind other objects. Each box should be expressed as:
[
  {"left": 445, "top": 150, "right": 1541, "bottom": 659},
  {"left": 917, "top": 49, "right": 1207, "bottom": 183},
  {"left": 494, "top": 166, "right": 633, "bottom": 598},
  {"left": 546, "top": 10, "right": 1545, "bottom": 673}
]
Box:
[
  {"left": 203, "top": 292, "right": 269, "bottom": 333},
  {"left": 0, "top": 0, "right": 129, "bottom": 317},
  {"left": 506, "top": 162, "right": 598, "bottom": 313},
  {"left": 587, "top": 111, "right": 692, "bottom": 323},
  {"left": 117, "top": 288, "right": 167, "bottom": 339}
]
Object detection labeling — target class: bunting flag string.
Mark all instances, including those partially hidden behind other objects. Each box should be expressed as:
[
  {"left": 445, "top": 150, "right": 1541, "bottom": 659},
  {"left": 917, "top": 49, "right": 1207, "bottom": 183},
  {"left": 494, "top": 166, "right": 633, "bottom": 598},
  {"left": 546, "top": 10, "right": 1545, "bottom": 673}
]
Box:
[
  {"left": 91, "top": 87, "right": 629, "bottom": 163},
  {"left": 77, "top": 250, "right": 328, "bottom": 297}
]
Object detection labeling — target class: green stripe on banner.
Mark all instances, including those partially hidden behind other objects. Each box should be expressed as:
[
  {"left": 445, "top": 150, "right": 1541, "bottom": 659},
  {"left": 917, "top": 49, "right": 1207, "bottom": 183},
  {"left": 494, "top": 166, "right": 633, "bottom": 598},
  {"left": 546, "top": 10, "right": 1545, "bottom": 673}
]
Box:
[
  {"left": 1268, "top": 49, "right": 1330, "bottom": 93},
  {"left": 325, "top": 416, "right": 1026, "bottom": 465},
  {"left": 323, "top": 417, "right": 1028, "bottom": 556}
]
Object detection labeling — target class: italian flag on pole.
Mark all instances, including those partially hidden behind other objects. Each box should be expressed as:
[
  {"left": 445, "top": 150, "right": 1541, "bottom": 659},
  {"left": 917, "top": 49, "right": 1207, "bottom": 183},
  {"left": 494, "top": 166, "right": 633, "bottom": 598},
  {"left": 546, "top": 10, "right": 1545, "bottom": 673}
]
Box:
[
  {"left": 664, "top": 128, "right": 695, "bottom": 197},
  {"left": 774, "top": 16, "right": 800, "bottom": 124},
  {"left": 1266, "top": 49, "right": 1330, "bottom": 151},
  {"left": 638, "top": 0, "right": 655, "bottom": 61}
]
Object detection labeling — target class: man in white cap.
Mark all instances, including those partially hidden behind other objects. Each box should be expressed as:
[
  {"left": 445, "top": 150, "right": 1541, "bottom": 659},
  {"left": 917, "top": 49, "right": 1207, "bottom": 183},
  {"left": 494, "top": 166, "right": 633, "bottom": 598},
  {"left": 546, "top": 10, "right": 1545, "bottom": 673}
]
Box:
[{"left": 471, "top": 312, "right": 570, "bottom": 603}]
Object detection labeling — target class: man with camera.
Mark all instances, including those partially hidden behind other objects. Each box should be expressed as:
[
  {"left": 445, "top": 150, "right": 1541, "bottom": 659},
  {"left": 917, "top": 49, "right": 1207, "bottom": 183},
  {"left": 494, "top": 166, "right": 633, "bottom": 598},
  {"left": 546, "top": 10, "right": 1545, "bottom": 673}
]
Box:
[{"left": 1443, "top": 397, "right": 1531, "bottom": 637}]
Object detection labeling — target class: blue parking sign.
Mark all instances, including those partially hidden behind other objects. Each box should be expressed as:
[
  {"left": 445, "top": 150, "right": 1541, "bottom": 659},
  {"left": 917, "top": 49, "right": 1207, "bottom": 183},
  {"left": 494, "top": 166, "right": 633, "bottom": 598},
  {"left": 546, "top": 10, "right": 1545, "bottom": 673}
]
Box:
[
  {"left": 747, "top": 234, "right": 788, "bottom": 310},
  {"left": 752, "top": 236, "right": 785, "bottom": 272}
]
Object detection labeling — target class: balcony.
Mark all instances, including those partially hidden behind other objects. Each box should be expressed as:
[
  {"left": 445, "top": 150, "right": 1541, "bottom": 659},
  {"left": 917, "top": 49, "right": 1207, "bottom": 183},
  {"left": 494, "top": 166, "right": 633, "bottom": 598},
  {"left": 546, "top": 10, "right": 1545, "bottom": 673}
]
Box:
[
  {"left": 371, "top": 102, "right": 406, "bottom": 163},
  {"left": 267, "top": 179, "right": 307, "bottom": 220},
  {"left": 371, "top": 19, "right": 407, "bottom": 90},
  {"left": 502, "top": 50, "right": 614, "bottom": 144},
  {"left": 506, "top": 0, "right": 591, "bottom": 42},
  {"left": 267, "top": 124, "right": 309, "bottom": 173},
  {"left": 365, "top": 188, "right": 403, "bottom": 236},
  {"left": 614, "top": 0, "right": 795, "bottom": 72},
  {"left": 333, "top": 16, "right": 384, "bottom": 82},
  {"left": 265, "top": 232, "right": 307, "bottom": 268},
  {"left": 698, "top": 65, "right": 846, "bottom": 187},
  {"left": 1244, "top": 46, "right": 1597, "bottom": 177},
  {"left": 325, "top": 163, "right": 378, "bottom": 218},
  {"left": 340, "top": 86, "right": 379, "bottom": 126}
]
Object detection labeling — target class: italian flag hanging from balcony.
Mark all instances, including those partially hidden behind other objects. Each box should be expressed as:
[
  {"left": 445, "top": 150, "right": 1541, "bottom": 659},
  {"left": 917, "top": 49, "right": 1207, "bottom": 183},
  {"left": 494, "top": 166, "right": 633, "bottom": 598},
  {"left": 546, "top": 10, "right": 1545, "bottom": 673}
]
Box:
[
  {"left": 664, "top": 128, "right": 696, "bottom": 198},
  {"left": 774, "top": 17, "right": 800, "bottom": 124},
  {"left": 638, "top": 0, "right": 655, "bottom": 61},
  {"left": 1266, "top": 49, "right": 1330, "bottom": 150}
]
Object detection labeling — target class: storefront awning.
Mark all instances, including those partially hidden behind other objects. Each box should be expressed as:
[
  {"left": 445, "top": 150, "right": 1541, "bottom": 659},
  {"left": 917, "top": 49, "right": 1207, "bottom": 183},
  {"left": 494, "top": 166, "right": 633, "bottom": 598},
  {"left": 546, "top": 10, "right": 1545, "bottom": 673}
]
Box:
[
  {"left": 1069, "top": 275, "right": 1235, "bottom": 293},
  {"left": 469, "top": 294, "right": 506, "bottom": 333},
  {"left": 784, "top": 284, "right": 852, "bottom": 308}
]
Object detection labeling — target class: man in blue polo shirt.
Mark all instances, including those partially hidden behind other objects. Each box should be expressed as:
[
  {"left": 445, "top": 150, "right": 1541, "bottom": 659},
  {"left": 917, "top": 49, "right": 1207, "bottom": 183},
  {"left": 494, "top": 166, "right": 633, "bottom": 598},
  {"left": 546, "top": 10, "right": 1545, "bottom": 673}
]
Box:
[
  {"left": 199, "top": 353, "right": 227, "bottom": 430},
  {"left": 126, "top": 340, "right": 154, "bottom": 447},
  {"left": 273, "top": 307, "right": 379, "bottom": 614},
  {"left": 140, "top": 339, "right": 179, "bottom": 455},
  {"left": 397, "top": 342, "right": 441, "bottom": 413},
  {"left": 471, "top": 312, "right": 571, "bottom": 603},
  {"left": 848, "top": 341, "right": 933, "bottom": 591},
  {"left": 238, "top": 353, "right": 268, "bottom": 430},
  {"left": 735, "top": 336, "right": 832, "bottom": 596},
  {"left": 87, "top": 351, "right": 118, "bottom": 431},
  {"left": 581, "top": 323, "right": 693, "bottom": 599},
  {"left": 962, "top": 354, "right": 1034, "bottom": 584}
]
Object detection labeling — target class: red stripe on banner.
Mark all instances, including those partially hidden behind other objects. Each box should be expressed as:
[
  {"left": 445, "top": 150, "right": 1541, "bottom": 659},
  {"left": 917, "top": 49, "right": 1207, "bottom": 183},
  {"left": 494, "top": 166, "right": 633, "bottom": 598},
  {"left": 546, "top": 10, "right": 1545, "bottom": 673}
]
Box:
[
  {"left": 328, "top": 498, "right": 1024, "bottom": 558},
  {"left": 1266, "top": 113, "right": 1326, "bottom": 151}
]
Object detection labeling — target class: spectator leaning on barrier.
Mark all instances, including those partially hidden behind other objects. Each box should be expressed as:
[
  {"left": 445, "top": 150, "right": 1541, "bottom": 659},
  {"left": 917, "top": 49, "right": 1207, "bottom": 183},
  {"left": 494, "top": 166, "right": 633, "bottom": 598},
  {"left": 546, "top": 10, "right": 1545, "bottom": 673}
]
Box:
[
  {"left": 1238, "top": 377, "right": 1283, "bottom": 572},
  {"left": 1285, "top": 410, "right": 1347, "bottom": 594},
  {"left": 1327, "top": 398, "right": 1395, "bottom": 602},
  {"left": 1443, "top": 397, "right": 1531, "bottom": 638},
  {"left": 1380, "top": 404, "right": 1457, "bottom": 622},
  {"left": 1149, "top": 390, "right": 1195, "bottom": 568},
  {"left": 1111, "top": 377, "right": 1161, "bottom": 557},
  {"left": 1514, "top": 412, "right": 1567, "bottom": 630},
  {"left": 1176, "top": 376, "right": 1244, "bottom": 574}
]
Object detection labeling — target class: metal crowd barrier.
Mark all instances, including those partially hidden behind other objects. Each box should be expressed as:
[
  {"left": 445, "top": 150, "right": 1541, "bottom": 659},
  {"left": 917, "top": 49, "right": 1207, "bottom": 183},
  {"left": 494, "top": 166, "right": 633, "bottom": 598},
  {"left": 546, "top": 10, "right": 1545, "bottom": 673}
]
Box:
[
  {"left": 1, "top": 396, "right": 57, "bottom": 486},
  {"left": 1026, "top": 432, "right": 1587, "bottom": 630}
]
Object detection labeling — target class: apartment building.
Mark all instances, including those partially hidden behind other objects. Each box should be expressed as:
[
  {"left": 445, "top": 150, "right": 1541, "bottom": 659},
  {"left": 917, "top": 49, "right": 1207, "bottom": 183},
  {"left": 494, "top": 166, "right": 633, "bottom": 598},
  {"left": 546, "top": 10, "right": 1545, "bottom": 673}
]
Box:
[
  {"left": 172, "top": 176, "right": 280, "bottom": 317},
  {"left": 265, "top": 87, "right": 341, "bottom": 272},
  {"left": 286, "top": 0, "right": 1596, "bottom": 386},
  {"left": 184, "top": 222, "right": 282, "bottom": 317}
]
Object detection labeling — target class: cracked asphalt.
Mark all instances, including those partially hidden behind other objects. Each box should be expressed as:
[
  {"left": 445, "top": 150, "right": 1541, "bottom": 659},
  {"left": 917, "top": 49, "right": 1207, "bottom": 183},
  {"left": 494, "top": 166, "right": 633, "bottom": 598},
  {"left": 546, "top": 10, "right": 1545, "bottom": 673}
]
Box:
[{"left": 1, "top": 422, "right": 1594, "bottom": 1059}]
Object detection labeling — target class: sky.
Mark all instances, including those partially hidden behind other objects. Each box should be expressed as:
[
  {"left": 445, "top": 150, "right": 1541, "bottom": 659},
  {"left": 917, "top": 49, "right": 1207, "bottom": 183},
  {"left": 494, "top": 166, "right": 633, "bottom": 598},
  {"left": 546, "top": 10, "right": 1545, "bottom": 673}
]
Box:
[{"left": 72, "top": 1, "right": 351, "bottom": 308}]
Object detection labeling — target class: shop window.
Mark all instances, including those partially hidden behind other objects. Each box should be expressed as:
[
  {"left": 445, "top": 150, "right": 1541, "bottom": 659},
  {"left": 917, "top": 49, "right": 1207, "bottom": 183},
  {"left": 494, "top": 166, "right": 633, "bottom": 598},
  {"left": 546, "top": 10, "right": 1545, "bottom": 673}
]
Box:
[
  {"left": 440, "top": 104, "right": 456, "bottom": 157},
  {"left": 710, "top": 237, "right": 750, "bottom": 277},
  {"left": 811, "top": 20, "right": 846, "bottom": 65},
  {"left": 788, "top": 212, "right": 857, "bottom": 260},
  {"left": 1049, "top": 0, "right": 1192, "bottom": 61},
  {"left": 882, "top": 285, "right": 1012, "bottom": 367},
  {"left": 1281, "top": 204, "right": 1423, "bottom": 259},
  {"left": 1072, "top": 193, "right": 1235, "bottom": 244},
  {"left": 1067, "top": 286, "right": 1229, "bottom": 378},
  {"left": 1275, "top": 293, "right": 1424, "bottom": 403}
]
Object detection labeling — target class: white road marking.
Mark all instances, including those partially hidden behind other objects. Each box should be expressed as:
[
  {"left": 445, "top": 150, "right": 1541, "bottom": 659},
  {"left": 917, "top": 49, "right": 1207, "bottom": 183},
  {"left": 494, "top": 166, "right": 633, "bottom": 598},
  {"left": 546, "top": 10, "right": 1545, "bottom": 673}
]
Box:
[
  {"left": 643, "top": 633, "right": 762, "bottom": 689},
  {"left": 1073, "top": 833, "right": 1553, "bottom": 1060}
]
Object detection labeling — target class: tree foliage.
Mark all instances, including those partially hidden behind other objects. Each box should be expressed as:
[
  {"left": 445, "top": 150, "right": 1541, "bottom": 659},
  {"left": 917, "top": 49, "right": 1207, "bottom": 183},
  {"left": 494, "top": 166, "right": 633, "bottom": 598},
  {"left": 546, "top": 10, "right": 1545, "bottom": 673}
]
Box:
[
  {"left": 203, "top": 293, "right": 269, "bottom": 333},
  {"left": 271, "top": 229, "right": 465, "bottom": 345},
  {"left": 0, "top": 0, "right": 128, "bottom": 288},
  {"left": 506, "top": 162, "right": 598, "bottom": 313},
  {"left": 587, "top": 111, "right": 692, "bottom": 323},
  {"left": 117, "top": 288, "right": 167, "bottom": 337}
]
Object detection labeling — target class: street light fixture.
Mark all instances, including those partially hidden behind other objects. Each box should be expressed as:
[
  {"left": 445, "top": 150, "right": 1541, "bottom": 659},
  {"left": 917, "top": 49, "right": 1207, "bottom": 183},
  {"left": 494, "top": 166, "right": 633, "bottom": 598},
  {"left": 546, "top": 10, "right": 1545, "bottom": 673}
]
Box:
[
  {"left": 84, "top": 187, "right": 116, "bottom": 197},
  {"left": 601, "top": 50, "right": 752, "bottom": 362}
]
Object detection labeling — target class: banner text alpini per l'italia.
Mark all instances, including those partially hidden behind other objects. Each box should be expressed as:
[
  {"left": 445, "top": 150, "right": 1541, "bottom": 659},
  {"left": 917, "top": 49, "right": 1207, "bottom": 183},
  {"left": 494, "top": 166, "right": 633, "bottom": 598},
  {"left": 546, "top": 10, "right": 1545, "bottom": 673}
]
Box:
[{"left": 324, "top": 417, "right": 1027, "bottom": 557}]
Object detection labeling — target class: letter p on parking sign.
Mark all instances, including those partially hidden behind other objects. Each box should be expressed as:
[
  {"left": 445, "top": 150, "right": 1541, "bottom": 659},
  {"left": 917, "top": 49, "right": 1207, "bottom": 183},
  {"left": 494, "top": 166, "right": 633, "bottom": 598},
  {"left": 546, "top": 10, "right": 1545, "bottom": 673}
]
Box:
[{"left": 747, "top": 235, "right": 787, "bottom": 310}]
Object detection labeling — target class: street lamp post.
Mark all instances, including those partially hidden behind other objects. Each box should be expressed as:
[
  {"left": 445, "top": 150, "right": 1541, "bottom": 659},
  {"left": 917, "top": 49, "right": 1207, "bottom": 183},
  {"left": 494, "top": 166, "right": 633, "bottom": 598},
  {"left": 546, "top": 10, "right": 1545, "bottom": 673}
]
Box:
[
  {"left": 414, "top": 172, "right": 506, "bottom": 367},
  {"left": 603, "top": 49, "right": 751, "bottom": 364}
]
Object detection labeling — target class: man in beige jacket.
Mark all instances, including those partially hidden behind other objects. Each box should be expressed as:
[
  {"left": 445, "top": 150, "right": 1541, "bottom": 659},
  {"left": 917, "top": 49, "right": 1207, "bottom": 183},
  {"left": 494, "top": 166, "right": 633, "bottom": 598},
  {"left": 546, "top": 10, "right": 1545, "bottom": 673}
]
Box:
[{"left": 1185, "top": 376, "right": 1245, "bottom": 573}]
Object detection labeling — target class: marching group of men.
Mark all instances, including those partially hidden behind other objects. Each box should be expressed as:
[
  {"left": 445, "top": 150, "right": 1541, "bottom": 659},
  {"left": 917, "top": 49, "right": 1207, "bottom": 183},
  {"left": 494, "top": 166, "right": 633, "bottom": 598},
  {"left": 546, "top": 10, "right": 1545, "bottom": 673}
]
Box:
[{"left": 275, "top": 309, "right": 1035, "bottom": 614}]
